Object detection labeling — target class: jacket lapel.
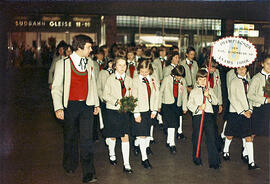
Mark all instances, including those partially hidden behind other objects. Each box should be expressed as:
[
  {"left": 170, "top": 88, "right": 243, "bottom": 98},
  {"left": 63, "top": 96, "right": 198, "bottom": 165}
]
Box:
[{"left": 65, "top": 58, "right": 71, "bottom": 89}]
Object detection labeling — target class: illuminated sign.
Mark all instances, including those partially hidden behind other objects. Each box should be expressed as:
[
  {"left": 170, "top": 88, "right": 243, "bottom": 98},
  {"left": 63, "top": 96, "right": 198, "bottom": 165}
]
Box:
[
  {"left": 234, "top": 24, "right": 254, "bottom": 30},
  {"left": 15, "top": 20, "right": 91, "bottom": 28},
  {"left": 11, "top": 15, "right": 100, "bottom": 32},
  {"left": 15, "top": 20, "right": 46, "bottom": 27},
  {"left": 13, "top": 15, "right": 97, "bottom": 31},
  {"left": 233, "top": 23, "right": 259, "bottom": 37},
  {"left": 234, "top": 30, "right": 259, "bottom": 37}
]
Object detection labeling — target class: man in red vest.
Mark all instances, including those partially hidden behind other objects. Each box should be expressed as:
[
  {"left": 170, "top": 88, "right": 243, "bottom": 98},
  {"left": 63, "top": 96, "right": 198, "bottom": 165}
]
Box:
[{"left": 51, "top": 34, "right": 100, "bottom": 183}]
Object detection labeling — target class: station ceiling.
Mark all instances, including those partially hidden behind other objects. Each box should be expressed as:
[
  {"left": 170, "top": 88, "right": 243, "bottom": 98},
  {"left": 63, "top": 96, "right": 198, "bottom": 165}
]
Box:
[{"left": 1, "top": 1, "right": 270, "bottom": 22}]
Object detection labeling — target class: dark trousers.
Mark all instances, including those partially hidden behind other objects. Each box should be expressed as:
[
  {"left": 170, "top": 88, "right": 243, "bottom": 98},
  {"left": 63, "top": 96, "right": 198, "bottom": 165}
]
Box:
[
  {"left": 212, "top": 105, "right": 223, "bottom": 152},
  {"left": 63, "top": 101, "right": 95, "bottom": 176},
  {"left": 192, "top": 113, "right": 220, "bottom": 165},
  {"left": 93, "top": 115, "right": 99, "bottom": 141}
]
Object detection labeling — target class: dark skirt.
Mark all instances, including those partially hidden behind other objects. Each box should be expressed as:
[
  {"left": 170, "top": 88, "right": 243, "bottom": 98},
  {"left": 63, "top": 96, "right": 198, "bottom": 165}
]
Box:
[
  {"left": 132, "top": 111, "right": 152, "bottom": 136},
  {"left": 225, "top": 112, "right": 252, "bottom": 138},
  {"left": 251, "top": 104, "right": 270, "bottom": 136},
  {"left": 161, "top": 99, "right": 183, "bottom": 128},
  {"left": 103, "top": 109, "right": 131, "bottom": 138}
]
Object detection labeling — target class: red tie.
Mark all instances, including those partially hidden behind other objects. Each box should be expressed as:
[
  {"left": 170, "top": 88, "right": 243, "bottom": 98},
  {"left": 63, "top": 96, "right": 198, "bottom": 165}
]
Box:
[
  {"left": 210, "top": 74, "right": 214, "bottom": 88},
  {"left": 143, "top": 77, "right": 151, "bottom": 101},
  {"left": 188, "top": 63, "right": 192, "bottom": 70},
  {"left": 264, "top": 76, "right": 270, "bottom": 98},
  {"left": 173, "top": 80, "right": 179, "bottom": 98},
  {"left": 129, "top": 65, "right": 135, "bottom": 78},
  {"left": 242, "top": 79, "right": 248, "bottom": 94},
  {"left": 160, "top": 58, "right": 165, "bottom": 69},
  {"left": 99, "top": 64, "right": 103, "bottom": 71},
  {"left": 119, "top": 77, "right": 126, "bottom": 97}
]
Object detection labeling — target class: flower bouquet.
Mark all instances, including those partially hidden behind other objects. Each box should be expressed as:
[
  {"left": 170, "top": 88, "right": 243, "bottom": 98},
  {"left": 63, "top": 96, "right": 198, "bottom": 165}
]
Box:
[{"left": 118, "top": 96, "right": 138, "bottom": 113}]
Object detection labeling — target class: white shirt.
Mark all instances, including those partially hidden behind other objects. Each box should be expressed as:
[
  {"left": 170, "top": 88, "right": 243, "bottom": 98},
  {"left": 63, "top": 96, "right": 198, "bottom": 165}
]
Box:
[
  {"left": 186, "top": 58, "right": 193, "bottom": 65},
  {"left": 139, "top": 74, "right": 151, "bottom": 82},
  {"left": 128, "top": 59, "right": 136, "bottom": 66},
  {"left": 96, "top": 60, "right": 103, "bottom": 65},
  {"left": 160, "top": 56, "right": 167, "bottom": 61},
  {"left": 70, "top": 52, "right": 87, "bottom": 72},
  {"left": 170, "top": 63, "right": 177, "bottom": 68},
  {"left": 237, "top": 74, "right": 247, "bottom": 80},
  {"left": 115, "top": 71, "right": 126, "bottom": 80},
  {"left": 262, "top": 69, "right": 270, "bottom": 79},
  {"left": 135, "top": 55, "right": 141, "bottom": 62}
]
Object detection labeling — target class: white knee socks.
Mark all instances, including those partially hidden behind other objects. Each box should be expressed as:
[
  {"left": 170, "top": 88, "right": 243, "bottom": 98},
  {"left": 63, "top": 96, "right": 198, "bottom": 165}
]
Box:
[
  {"left": 221, "top": 121, "right": 227, "bottom": 139},
  {"left": 167, "top": 128, "right": 175, "bottom": 146},
  {"left": 149, "top": 125, "right": 154, "bottom": 141},
  {"left": 134, "top": 137, "right": 139, "bottom": 147},
  {"left": 246, "top": 142, "right": 254, "bottom": 164},
  {"left": 145, "top": 137, "right": 150, "bottom": 148},
  {"left": 108, "top": 138, "right": 116, "bottom": 160},
  {"left": 177, "top": 116, "right": 183, "bottom": 134},
  {"left": 138, "top": 137, "right": 148, "bottom": 161},
  {"left": 121, "top": 141, "right": 131, "bottom": 169},
  {"left": 223, "top": 138, "right": 232, "bottom": 153},
  {"left": 242, "top": 138, "right": 248, "bottom": 156}
]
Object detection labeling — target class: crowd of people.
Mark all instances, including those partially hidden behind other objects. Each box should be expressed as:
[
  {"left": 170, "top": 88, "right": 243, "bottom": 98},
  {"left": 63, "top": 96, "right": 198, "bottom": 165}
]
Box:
[{"left": 49, "top": 34, "right": 269, "bottom": 183}]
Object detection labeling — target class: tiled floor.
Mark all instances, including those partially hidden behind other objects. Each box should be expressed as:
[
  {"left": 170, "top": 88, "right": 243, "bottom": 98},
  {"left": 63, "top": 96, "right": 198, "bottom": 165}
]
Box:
[{"left": 0, "top": 67, "right": 268, "bottom": 184}]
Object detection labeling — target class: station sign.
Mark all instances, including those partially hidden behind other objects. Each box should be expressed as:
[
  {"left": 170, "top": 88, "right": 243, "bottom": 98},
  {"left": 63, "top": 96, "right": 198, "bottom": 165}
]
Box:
[{"left": 12, "top": 15, "right": 100, "bottom": 32}]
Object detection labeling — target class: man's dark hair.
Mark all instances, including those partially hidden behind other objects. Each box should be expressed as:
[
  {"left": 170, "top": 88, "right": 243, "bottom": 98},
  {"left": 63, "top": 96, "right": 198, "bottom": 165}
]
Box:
[{"left": 72, "top": 34, "right": 93, "bottom": 51}]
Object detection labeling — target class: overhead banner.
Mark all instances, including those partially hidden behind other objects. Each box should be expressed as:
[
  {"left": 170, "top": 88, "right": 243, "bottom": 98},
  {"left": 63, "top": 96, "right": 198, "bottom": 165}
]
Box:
[{"left": 212, "top": 37, "right": 257, "bottom": 68}]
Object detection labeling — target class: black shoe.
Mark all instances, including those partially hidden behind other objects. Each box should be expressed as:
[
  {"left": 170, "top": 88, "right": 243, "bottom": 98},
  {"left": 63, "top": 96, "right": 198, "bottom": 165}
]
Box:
[
  {"left": 141, "top": 159, "right": 152, "bottom": 169},
  {"left": 134, "top": 146, "right": 140, "bottom": 156},
  {"left": 169, "top": 146, "right": 177, "bottom": 154},
  {"left": 146, "top": 147, "right": 153, "bottom": 155},
  {"left": 248, "top": 163, "right": 260, "bottom": 170},
  {"left": 166, "top": 143, "right": 170, "bottom": 148},
  {"left": 123, "top": 165, "right": 133, "bottom": 174},
  {"left": 241, "top": 155, "right": 249, "bottom": 164},
  {"left": 209, "top": 164, "right": 221, "bottom": 169},
  {"left": 109, "top": 159, "right": 117, "bottom": 166},
  {"left": 193, "top": 159, "right": 203, "bottom": 166},
  {"left": 150, "top": 140, "right": 156, "bottom": 144},
  {"left": 82, "top": 173, "right": 97, "bottom": 183},
  {"left": 176, "top": 133, "right": 186, "bottom": 140},
  {"left": 222, "top": 152, "right": 230, "bottom": 161},
  {"left": 64, "top": 169, "right": 75, "bottom": 176}
]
